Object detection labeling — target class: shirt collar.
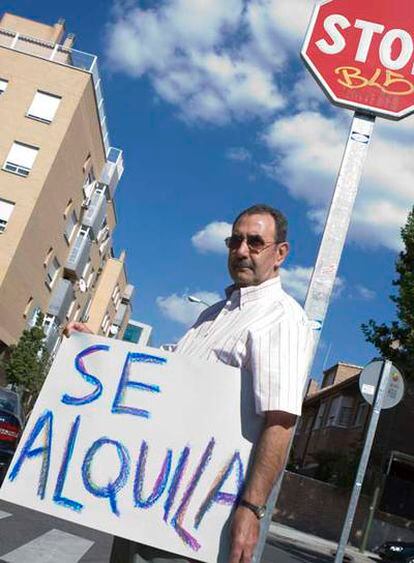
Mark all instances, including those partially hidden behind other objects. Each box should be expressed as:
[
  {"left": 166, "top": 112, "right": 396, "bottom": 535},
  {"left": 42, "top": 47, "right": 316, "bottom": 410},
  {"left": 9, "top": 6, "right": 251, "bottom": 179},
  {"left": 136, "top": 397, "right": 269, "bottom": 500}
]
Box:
[{"left": 225, "top": 276, "right": 283, "bottom": 308}]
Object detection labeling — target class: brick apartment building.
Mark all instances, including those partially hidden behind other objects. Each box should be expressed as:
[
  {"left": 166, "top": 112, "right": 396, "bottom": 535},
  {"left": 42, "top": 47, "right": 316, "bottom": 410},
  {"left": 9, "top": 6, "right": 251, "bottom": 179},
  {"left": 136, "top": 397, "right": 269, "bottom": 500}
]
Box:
[
  {"left": 294, "top": 363, "right": 369, "bottom": 469},
  {"left": 293, "top": 362, "right": 414, "bottom": 521}
]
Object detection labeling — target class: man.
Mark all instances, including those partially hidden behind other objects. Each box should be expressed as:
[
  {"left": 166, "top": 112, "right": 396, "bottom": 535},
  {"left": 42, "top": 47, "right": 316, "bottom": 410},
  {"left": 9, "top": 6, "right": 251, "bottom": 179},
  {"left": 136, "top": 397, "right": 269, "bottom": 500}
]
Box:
[{"left": 65, "top": 204, "right": 313, "bottom": 563}]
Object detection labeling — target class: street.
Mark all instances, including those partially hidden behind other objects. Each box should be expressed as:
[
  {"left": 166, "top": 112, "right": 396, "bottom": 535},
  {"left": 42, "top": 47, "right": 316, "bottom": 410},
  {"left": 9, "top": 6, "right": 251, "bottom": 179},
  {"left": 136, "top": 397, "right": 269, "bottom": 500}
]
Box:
[
  {"left": 0, "top": 500, "right": 338, "bottom": 562},
  {"left": 262, "top": 539, "right": 333, "bottom": 563},
  {"left": 0, "top": 500, "right": 112, "bottom": 562}
]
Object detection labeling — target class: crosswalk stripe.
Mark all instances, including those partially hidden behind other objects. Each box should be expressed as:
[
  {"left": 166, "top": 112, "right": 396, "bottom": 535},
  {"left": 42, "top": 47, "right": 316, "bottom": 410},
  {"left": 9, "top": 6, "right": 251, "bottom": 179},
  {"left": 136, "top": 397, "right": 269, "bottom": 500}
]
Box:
[
  {"left": 0, "top": 510, "right": 11, "bottom": 520},
  {"left": 1, "top": 528, "right": 94, "bottom": 563}
]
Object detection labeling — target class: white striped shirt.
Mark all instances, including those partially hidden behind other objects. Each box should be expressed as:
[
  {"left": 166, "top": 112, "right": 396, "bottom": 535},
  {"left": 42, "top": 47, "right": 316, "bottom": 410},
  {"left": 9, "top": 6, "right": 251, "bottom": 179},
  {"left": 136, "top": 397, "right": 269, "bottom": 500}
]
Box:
[{"left": 175, "top": 277, "right": 313, "bottom": 416}]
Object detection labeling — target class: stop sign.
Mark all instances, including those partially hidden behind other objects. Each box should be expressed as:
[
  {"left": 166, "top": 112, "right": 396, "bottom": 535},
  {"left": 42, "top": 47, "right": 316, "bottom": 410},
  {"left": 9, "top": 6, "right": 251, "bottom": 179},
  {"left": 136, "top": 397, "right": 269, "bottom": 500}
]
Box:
[{"left": 302, "top": 0, "right": 414, "bottom": 119}]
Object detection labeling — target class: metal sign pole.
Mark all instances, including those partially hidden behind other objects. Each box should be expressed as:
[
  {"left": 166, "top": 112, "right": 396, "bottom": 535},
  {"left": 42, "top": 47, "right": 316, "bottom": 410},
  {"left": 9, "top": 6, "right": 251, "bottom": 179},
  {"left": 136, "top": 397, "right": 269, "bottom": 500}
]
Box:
[
  {"left": 304, "top": 111, "right": 375, "bottom": 353},
  {"left": 334, "top": 360, "right": 393, "bottom": 563},
  {"left": 253, "top": 111, "right": 375, "bottom": 562}
]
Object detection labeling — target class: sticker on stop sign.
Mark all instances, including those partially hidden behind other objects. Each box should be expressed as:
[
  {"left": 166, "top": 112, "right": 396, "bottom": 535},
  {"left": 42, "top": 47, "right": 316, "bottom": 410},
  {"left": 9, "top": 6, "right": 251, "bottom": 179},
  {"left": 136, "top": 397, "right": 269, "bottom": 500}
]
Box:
[{"left": 302, "top": 0, "right": 414, "bottom": 119}]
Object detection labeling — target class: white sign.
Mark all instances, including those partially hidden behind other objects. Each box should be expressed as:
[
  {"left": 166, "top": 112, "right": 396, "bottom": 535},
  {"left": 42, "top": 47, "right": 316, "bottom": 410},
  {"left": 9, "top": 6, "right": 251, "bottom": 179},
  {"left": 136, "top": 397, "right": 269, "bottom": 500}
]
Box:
[
  {"left": 359, "top": 360, "right": 404, "bottom": 409},
  {"left": 0, "top": 335, "right": 262, "bottom": 562}
]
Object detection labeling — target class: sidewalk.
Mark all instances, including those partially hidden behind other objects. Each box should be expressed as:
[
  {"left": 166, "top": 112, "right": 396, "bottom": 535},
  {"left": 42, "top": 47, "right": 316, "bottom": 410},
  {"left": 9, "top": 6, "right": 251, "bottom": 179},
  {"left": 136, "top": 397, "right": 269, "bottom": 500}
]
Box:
[{"left": 268, "top": 522, "right": 381, "bottom": 562}]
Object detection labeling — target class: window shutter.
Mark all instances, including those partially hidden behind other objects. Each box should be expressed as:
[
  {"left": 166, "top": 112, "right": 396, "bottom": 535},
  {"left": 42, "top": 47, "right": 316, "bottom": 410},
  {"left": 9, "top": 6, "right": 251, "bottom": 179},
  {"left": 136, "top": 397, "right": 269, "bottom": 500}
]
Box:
[
  {"left": 6, "top": 142, "right": 38, "bottom": 169},
  {"left": 0, "top": 199, "right": 14, "bottom": 222},
  {"left": 27, "top": 91, "right": 61, "bottom": 122}
]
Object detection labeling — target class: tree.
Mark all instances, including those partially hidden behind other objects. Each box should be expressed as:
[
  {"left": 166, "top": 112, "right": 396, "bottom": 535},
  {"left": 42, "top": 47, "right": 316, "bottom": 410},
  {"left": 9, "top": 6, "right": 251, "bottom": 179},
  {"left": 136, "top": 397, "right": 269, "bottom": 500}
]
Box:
[
  {"left": 313, "top": 449, "right": 360, "bottom": 488},
  {"left": 362, "top": 206, "right": 414, "bottom": 377},
  {"left": 1, "top": 312, "right": 50, "bottom": 406}
]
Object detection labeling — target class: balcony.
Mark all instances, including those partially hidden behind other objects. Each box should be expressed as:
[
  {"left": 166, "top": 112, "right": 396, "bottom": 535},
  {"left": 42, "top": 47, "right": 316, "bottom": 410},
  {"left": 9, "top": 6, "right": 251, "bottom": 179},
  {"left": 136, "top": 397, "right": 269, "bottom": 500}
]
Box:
[
  {"left": 0, "top": 26, "right": 121, "bottom": 157},
  {"left": 122, "top": 284, "right": 135, "bottom": 303},
  {"left": 113, "top": 303, "right": 128, "bottom": 328},
  {"left": 64, "top": 227, "right": 92, "bottom": 279},
  {"left": 82, "top": 190, "right": 107, "bottom": 239},
  {"left": 43, "top": 315, "right": 60, "bottom": 354},
  {"left": 100, "top": 148, "right": 124, "bottom": 199},
  {"left": 47, "top": 278, "right": 74, "bottom": 324}
]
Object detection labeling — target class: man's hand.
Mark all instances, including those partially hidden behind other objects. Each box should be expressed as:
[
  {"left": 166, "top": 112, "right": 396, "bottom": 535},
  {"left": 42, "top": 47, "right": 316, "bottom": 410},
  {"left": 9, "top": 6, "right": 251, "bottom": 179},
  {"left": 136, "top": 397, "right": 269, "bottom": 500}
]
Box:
[
  {"left": 229, "top": 506, "right": 260, "bottom": 563},
  {"left": 228, "top": 410, "right": 296, "bottom": 562},
  {"left": 63, "top": 321, "right": 93, "bottom": 338}
]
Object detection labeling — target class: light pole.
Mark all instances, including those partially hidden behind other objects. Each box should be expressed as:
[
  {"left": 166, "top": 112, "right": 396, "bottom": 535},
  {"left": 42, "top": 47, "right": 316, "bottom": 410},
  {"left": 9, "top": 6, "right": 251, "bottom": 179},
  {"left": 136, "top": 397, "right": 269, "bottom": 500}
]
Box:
[{"left": 187, "top": 295, "right": 212, "bottom": 308}]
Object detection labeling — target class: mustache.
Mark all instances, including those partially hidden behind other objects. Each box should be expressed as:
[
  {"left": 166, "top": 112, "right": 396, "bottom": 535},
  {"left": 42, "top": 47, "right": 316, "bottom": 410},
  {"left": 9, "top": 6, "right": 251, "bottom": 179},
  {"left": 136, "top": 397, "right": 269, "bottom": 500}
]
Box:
[{"left": 230, "top": 258, "right": 253, "bottom": 269}]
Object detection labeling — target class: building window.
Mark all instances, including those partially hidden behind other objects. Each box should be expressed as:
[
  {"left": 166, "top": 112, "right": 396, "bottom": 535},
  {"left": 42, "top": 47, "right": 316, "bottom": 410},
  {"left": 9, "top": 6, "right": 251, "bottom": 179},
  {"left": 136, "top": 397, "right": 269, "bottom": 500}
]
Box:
[
  {"left": 112, "top": 284, "right": 121, "bottom": 308},
  {"left": 82, "top": 153, "right": 92, "bottom": 173},
  {"left": 87, "top": 268, "right": 95, "bottom": 289},
  {"left": 97, "top": 219, "right": 109, "bottom": 243},
  {"left": 337, "top": 396, "right": 354, "bottom": 427},
  {"left": 95, "top": 185, "right": 106, "bottom": 196},
  {"left": 326, "top": 396, "right": 341, "bottom": 427},
  {"left": 64, "top": 210, "right": 77, "bottom": 242},
  {"left": 43, "top": 313, "right": 56, "bottom": 330},
  {"left": 295, "top": 417, "right": 303, "bottom": 434},
  {"left": 23, "top": 297, "right": 34, "bottom": 319},
  {"left": 82, "top": 259, "right": 91, "bottom": 280},
  {"left": 79, "top": 226, "right": 90, "bottom": 237},
  {"left": 44, "top": 247, "right": 53, "bottom": 267},
  {"left": 81, "top": 297, "right": 93, "bottom": 323},
  {"left": 66, "top": 298, "right": 77, "bottom": 320},
  {"left": 0, "top": 198, "right": 15, "bottom": 233},
  {"left": 0, "top": 79, "right": 8, "bottom": 94},
  {"left": 322, "top": 371, "right": 335, "bottom": 388},
  {"left": 27, "top": 91, "right": 61, "bottom": 123},
  {"left": 3, "top": 142, "right": 39, "bottom": 177},
  {"left": 83, "top": 169, "right": 95, "bottom": 200},
  {"left": 63, "top": 199, "right": 73, "bottom": 219},
  {"left": 27, "top": 305, "right": 41, "bottom": 328},
  {"left": 313, "top": 402, "right": 326, "bottom": 430},
  {"left": 354, "top": 402, "right": 369, "bottom": 427},
  {"left": 73, "top": 305, "right": 81, "bottom": 322},
  {"left": 46, "top": 256, "right": 60, "bottom": 287},
  {"left": 101, "top": 313, "right": 110, "bottom": 334}
]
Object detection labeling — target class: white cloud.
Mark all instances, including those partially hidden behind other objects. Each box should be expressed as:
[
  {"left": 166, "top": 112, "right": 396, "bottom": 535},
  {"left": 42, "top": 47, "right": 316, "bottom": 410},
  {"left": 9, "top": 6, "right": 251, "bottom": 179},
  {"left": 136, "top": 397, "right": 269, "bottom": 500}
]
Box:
[
  {"left": 156, "top": 290, "right": 221, "bottom": 326},
  {"left": 355, "top": 285, "right": 376, "bottom": 301},
  {"left": 191, "top": 221, "right": 232, "bottom": 254},
  {"left": 263, "top": 111, "right": 413, "bottom": 250},
  {"left": 245, "top": 0, "right": 315, "bottom": 61},
  {"left": 280, "top": 266, "right": 312, "bottom": 301},
  {"left": 291, "top": 72, "right": 327, "bottom": 111},
  {"left": 226, "top": 147, "right": 252, "bottom": 162},
  {"left": 106, "top": 0, "right": 412, "bottom": 252},
  {"left": 281, "top": 265, "right": 344, "bottom": 302},
  {"left": 106, "top": 0, "right": 287, "bottom": 124}
]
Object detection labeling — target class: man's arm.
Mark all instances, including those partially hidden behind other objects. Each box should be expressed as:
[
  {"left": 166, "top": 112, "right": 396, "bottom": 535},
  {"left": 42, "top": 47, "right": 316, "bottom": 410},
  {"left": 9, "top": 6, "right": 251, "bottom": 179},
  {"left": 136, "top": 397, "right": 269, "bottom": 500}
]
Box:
[{"left": 229, "top": 410, "right": 296, "bottom": 563}]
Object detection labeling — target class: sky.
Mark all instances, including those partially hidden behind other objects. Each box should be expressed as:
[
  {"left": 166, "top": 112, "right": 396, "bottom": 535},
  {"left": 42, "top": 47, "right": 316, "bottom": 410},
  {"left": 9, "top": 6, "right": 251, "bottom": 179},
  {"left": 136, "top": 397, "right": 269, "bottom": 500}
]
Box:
[{"left": 6, "top": 0, "right": 412, "bottom": 381}]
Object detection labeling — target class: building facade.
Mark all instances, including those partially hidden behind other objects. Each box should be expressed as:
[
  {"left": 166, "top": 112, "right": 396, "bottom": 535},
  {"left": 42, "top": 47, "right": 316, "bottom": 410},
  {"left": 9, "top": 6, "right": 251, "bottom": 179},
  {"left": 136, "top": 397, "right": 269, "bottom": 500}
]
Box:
[
  {"left": 293, "top": 363, "right": 369, "bottom": 470},
  {"left": 0, "top": 13, "right": 133, "bottom": 364},
  {"left": 293, "top": 362, "right": 414, "bottom": 522}
]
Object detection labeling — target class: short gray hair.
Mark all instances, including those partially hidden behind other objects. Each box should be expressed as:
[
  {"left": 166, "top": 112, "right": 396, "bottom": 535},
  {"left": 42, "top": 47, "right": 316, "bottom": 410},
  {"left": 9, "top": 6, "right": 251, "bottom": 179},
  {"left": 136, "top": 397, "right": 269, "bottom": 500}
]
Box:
[{"left": 232, "top": 204, "right": 288, "bottom": 243}]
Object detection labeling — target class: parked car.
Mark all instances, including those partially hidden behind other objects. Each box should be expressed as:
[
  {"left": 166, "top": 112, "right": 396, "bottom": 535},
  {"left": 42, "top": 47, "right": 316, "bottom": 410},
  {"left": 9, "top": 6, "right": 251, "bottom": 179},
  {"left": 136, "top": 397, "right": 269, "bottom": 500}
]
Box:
[
  {"left": 376, "top": 541, "right": 414, "bottom": 562},
  {"left": 0, "top": 388, "right": 24, "bottom": 484}
]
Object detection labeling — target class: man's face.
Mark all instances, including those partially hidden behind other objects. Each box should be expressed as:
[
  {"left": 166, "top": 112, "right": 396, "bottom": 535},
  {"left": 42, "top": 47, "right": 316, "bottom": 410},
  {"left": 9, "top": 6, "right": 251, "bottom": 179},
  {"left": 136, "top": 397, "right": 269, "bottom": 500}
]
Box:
[{"left": 227, "top": 213, "right": 289, "bottom": 287}]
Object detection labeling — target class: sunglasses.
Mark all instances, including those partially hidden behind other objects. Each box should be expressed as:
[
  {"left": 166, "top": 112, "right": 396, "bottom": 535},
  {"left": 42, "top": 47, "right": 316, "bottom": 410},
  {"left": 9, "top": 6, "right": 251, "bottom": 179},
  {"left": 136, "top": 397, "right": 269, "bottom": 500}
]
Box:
[{"left": 225, "top": 234, "right": 277, "bottom": 253}]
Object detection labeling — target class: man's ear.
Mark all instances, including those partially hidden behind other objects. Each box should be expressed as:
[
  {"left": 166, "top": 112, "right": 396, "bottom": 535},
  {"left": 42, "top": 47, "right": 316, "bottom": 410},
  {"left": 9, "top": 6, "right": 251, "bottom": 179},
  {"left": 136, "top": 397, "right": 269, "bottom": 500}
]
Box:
[{"left": 274, "top": 242, "right": 289, "bottom": 269}]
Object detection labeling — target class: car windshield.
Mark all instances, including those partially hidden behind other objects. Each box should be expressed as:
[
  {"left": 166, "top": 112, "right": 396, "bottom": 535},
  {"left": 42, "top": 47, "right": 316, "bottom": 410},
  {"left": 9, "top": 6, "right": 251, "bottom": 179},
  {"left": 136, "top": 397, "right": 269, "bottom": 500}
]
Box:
[{"left": 0, "top": 390, "right": 17, "bottom": 414}]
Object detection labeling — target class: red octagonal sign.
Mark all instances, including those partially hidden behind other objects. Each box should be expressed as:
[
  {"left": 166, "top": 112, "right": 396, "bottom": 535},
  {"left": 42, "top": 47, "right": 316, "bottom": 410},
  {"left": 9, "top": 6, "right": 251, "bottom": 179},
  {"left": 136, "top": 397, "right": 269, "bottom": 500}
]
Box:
[{"left": 302, "top": 0, "right": 414, "bottom": 119}]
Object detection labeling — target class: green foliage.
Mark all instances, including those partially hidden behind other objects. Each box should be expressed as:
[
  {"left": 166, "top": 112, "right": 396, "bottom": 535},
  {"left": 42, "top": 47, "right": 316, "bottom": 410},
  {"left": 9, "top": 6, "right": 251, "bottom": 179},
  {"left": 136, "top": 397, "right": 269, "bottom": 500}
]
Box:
[
  {"left": 313, "top": 449, "right": 360, "bottom": 488},
  {"left": 362, "top": 207, "right": 414, "bottom": 377},
  {"left": 1, "top": 312, "right": 50, "bottom": 398}
]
